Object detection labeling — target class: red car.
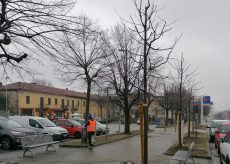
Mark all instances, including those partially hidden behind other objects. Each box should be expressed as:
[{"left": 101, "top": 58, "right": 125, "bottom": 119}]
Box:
[
  {"left": 214, "top": 122, "right": 230, "bottom": 150},
  {"left": 53, "top": 119, "right": 82, "bottom": 139}
]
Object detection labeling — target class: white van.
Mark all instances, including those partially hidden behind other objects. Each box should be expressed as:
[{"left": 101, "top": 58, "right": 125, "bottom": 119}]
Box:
[{"left": 9, "top": 116, "right": 68, "bottom": 141}]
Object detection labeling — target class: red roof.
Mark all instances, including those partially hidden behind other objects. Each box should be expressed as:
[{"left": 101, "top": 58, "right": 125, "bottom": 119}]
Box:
[{"left": 1, "top": 82, "right": 98, "bottom": 100}]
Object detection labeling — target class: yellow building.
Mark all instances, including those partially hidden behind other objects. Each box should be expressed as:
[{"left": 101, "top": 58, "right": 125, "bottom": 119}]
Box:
[{"left": 0, "top": 82, "right": 107, "bottom": 120}]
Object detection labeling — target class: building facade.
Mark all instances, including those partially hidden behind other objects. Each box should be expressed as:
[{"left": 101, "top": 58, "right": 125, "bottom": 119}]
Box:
[{"left": 0, "top": 82, "right": 107, "bottom": 120}]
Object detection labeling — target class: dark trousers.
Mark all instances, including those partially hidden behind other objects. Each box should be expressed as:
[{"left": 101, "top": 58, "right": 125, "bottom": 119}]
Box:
[{"left": 87, "top": 132, "right": 95, "bottom": 146}]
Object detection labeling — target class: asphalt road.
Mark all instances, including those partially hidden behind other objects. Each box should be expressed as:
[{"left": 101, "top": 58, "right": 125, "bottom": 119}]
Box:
[{"left": 210, "top": 142, "right": 220, "bottom": 164}]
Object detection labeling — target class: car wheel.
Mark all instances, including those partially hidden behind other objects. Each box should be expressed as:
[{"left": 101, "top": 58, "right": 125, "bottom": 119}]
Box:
[
  {"left": 75, "top": 132, "right": 81, "bottom": 139},
  {"left": 1, "top": 136, "right": 12, "bottom": 150},
  {"left": 220, "top": 153, "right": 223, "bottom": 164},
  {"left": 226, "top": 157, "right": 230, "bottom": 164}
]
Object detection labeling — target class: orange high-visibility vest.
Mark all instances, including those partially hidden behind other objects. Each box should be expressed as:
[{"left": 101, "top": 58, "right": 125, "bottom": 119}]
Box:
[{"left": 87, "top": 120, "right": 96, "bottom": 132}]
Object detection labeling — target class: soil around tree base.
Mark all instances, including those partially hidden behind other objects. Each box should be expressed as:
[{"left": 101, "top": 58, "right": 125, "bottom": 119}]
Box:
[{"left": 164, "top": 132, "right": 211, "bottom": 159}]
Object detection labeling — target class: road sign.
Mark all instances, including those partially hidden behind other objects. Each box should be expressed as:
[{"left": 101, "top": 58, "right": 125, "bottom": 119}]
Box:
[{"left": 203, "top": 96, "right": 210, "bottom": 104}]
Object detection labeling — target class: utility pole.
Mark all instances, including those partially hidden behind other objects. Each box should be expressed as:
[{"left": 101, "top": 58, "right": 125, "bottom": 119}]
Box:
[{"left": 201, "top": 96, "right": 204, "bottom": 125}]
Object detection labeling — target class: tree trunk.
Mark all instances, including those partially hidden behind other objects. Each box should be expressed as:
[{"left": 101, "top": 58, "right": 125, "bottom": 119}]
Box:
[
  {"left": 85, "top": 80, "right": 91, "bottom": 118},
  {"left": 188, "top": 107, "right": 191, "bottom": 138},
  {"left": 124, "top": 108, "right": 130, "bottom": 134},
  {"left": 166, "top": 109, "right": 168, "bottom": 126},
  {"left": 178, "top": 111, "right": 182, "bottom": 148}
]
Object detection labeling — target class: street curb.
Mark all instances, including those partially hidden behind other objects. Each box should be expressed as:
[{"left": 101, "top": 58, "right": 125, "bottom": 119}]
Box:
[
  {"left": 60, "top": 129, "right": 154, "bottom": 148},
  {"left": 164, "top": 152, "right": 212, "bottom": 159},
  {"left": 164, "top": 130, "right": 212, "bottom": 160}
]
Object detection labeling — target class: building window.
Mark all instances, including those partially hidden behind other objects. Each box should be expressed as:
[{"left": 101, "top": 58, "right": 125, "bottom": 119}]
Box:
[
  {"left": 72, "top": 100, "right": 74, "bottom": 109},
  {"left": 40, "top": 97, "right": 44, "bottom": 109},
  {"left": 61, "top": 99, "right": 64, "bottom": 108},
  {"left": 83, "top": 101, "right": 86, "bottom": 107},
  {"left": 67, "top": 99, "right": 69, "bottom": 106},
  {"left": 55, "top": 98, "right": 58, "bottom": 105},
  {"left": 77, "top": 101, "right": 79, "bottom": 107},
  {"left": 26, "top": 96, "right": 30, "bottom": 104},
  {"left": 48, "top": 98, "right": 51, "bottom": 105}
]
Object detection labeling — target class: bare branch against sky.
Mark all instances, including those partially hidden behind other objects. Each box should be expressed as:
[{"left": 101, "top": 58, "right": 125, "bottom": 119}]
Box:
[{"left": 2, "top": 0, "right": 230, "bottom": 109}]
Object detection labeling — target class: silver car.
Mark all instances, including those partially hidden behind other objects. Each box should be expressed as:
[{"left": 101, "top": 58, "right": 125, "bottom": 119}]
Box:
[{"left": 9, "top": 116, "right": 68, "bottom": 141}]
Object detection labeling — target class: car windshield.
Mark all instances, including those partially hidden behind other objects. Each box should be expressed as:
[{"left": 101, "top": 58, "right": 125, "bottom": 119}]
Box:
[
  {"left": 221, "top": 125, "right": 230, "bottom": 132},
  {"left": 70, "top": 120, "right": 82, "bottom": 126},
  {"left": 74, "top": 119, "right": 86, "bottom": 125},
  {"left": 38, "top": 118, "right": 56, "bottom": 127},
  {"left": 0, "top": 119, "right": 22, "bottom": 129},
  {"left": 213, "top": 122, "right": 222, "bottom": 128}
]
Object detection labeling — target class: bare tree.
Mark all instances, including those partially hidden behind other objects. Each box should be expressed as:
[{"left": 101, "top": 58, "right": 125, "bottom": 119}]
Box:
[
  {"left": 105, "top": 24, "right": 141, "bottom": 134},
  {"left": 0, "top": 0, "right": 77, "bottom": 78},
  {"left": 171, "top": 54, "right": 198, "bottom": 148},
  {"left": 52, "top": 16, "right": 107, "bottom": 118},
  {"left": 127, "top": 0, "right": 179, "bottom": 163}
]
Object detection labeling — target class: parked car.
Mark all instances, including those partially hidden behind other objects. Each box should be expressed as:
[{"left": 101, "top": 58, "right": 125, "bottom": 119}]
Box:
[
  {"left": 9, "top": 116, "right": 68, "bottom": 141},
  {"left": 0, "top": 117, "right": 37, "bottom": 150},
  {"left": 209, "top": 120, "right": 230, "bottom": 142},
  {"left": 96, "top": 121, "right": 109, "bottom": 135},
  {"left": 219, "top": 131, "right": 230, "bottom": 164},
  {"left": 214, "top": 122, "right": 230, "bottom": 153},
  {"left": 53, "top": 119, "right": 82, "bottom": 139},
  {"left": 72, "top": 117, "right": 86, "bottom": 126},
  {"left": 73, "top": 117, "right": 109, "bottom": 136}
]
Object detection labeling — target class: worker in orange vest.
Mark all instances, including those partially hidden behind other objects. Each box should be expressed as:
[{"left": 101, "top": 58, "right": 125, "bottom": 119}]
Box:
[{"left": 85, "top": 114, "right": 96, "bottom": 148}]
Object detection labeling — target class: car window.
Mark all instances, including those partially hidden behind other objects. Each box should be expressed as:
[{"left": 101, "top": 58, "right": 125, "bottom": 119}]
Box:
[
  {"left": 38, "top": 118, "right": 56, "bottom": 127},
  {"left": 213, "top": 122, "right": 221, "bottom": 128},
  {"left": 224, "top": 133, "right": 230, "bottom": 143},
  {"left": 0, "top": 119, "right": 22, "bottom": 129},
  {"left": 64, "top": 121, "right": 72, "bottom": 127},
  {"left": 70, "top": 120, "right": 82, "bottom": 126},
  {"left": 221, "top": 125, "right": 230, "bottom": 133},
  {"left": 29, "top": 119, "right": 42, "bottom": 128},
  {"left": 55, "top": 120, "right": 62, "bottom": 126}
]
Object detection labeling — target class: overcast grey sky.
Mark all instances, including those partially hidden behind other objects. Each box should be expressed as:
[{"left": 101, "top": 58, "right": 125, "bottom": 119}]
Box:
[{"left": 26, "top": 0, "right": 230, "bottom": 111}]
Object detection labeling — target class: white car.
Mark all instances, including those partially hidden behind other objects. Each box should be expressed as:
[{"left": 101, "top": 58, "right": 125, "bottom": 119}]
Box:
[
  {"left": 9, "top": 116, "right": 68, "bottom": 140},
  {"left": 219, "top": 131, "right": 230, "bottom": 164},
  {"left": 96, "top": 121, "right": 109, "bottom": 135}
]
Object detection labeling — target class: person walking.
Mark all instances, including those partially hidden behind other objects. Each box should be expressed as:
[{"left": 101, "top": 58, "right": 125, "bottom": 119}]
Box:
[{"left": 85, "top": 114, "right": 96, "bottom": 149}]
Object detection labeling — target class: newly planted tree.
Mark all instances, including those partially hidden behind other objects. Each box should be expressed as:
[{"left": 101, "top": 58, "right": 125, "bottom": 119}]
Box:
[{"left": 127, "top": 0, "right": 179, "bottom": 163}]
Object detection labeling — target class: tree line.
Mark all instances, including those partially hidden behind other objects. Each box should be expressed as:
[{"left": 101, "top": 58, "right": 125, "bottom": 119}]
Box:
[{"left": 0, "top": 0, "right": 201, "bottom": 163}]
